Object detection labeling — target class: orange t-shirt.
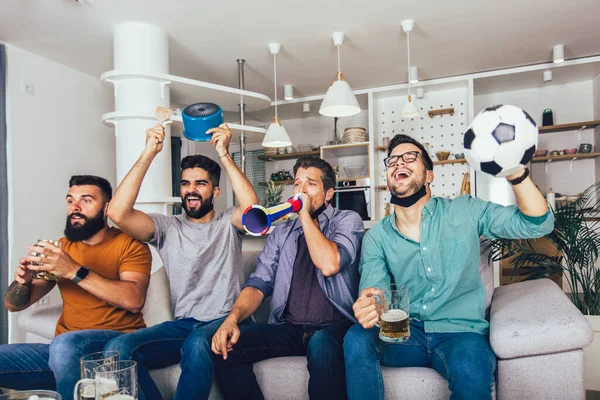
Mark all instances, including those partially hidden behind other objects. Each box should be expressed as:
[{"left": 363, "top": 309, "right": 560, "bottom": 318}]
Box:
[{"left": 55, "top": 227, "right": 152, "bottom": 336}]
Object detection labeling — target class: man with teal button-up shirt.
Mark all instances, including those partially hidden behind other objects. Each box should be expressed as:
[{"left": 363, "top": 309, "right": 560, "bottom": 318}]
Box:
[{"left": 344, "top": 134, "right": 554, "bottom": 400}]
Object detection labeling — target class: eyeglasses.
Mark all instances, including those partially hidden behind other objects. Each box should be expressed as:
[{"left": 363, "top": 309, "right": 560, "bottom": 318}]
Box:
[{"left": 383, "top": 151, "right": 421, "bottom": 168}]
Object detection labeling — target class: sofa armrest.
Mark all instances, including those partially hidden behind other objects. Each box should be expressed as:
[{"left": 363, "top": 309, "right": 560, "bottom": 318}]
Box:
[
  {"left": 489, "top": 278, "right": 593, "bottom": 359},
  {"left": 16, "top": 304, "right": 61, "bottom": 342}
]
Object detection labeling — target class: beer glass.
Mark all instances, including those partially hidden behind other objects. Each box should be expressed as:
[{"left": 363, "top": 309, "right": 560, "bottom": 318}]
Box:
[
  {"left": 30, "top": 240, "right": 60, "bottom": 281},
  {"left": 374, "top": 284, "right": 410, "bottom": 343},
  {"left": 0, "top": 391, "right": 61, "bottom": 400},
  {"left": 74, "top": 360, "right": 137, "bottom": 400},
  {"left": 78, "top": 351, "right": 120, "bottom": 400}
]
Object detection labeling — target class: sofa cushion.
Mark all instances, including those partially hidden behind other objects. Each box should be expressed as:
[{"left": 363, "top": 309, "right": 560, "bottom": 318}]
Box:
[
  {"left": 489, "top": 278, "right": 594, "bottom": 359},
  {"left": 141, "top": 266, "right": 173, "bottom": 327},
  {"left": 149, "top": 357, "right": 455, "bottom": 400}
]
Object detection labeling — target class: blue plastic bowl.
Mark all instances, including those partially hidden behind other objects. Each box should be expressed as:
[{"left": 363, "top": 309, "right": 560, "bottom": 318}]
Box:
[{"left": 181, "top": 102, "right": 224, "bottom": 142}]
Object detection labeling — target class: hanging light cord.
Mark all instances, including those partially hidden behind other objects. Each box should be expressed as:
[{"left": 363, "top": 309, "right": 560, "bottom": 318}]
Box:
[
  {"left": 406, "top": 31, "right": 411, "bottom": 96},
  {"left": 273, "top": 52, "right": 278, "bottom": 118},
  {"left": 337, "top": 45, "right": 341, "bottom": 80}
]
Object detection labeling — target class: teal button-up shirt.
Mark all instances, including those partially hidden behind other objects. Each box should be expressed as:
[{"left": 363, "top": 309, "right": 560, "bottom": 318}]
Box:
[{"left": 359, "top": 195, "right": 554, "bottom": 335}]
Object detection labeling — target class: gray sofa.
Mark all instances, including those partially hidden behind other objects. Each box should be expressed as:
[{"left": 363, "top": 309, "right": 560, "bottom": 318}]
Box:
[{"left": 17, "top": 248, "right": 594, "bottom": 399}]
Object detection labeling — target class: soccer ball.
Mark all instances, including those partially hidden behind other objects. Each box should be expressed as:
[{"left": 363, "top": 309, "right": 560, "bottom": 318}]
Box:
[{"left": 463, "top": 104, "right": 538, "bottom": 178}]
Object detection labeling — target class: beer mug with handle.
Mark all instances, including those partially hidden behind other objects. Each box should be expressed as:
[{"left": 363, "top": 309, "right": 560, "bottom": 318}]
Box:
[
  {"left": 374, "top": 284, "right": 410, "bottom": 343},
  {"left": 74, "top": 360, "right": 137, "bottom": 400},
  {"left": 78, "top": 351, "right": 119, "bottom": 399}
]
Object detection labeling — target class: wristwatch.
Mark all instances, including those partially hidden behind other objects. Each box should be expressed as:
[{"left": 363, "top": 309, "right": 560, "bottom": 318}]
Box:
[
  {"left": 507, "top": 167, "right": 529, "bottom": 186},
  {"left": 71, "top": 266, "right": 90, "bottom": 284}
]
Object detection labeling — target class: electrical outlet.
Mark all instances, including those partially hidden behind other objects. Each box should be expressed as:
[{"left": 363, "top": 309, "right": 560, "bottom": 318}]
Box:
[
  {"left": 21, "top": 82, "right": 35, "bottom": 96},
  {"left": 38, "top": 296, "right": 50, "bottom": 306}
]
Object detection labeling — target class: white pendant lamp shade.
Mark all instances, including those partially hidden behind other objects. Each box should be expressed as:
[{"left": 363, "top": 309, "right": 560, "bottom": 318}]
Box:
[
  {"left": 319, "top": 32, "right": 361, "bottom": 118},
  {"left": 400, "top": 19, "right": 420, "bottom": 118},
  {"left": 401, "top": 95, "right": 420, "bottom": 118},
  {"left": 263, "top": 116, "right": 292, "bottom": 147},
  {"left": 263, "top": 43, "right": 292, "bottom": 148},
  {"left": 320, "top": 72, "right": 361, "bottom": 117}
]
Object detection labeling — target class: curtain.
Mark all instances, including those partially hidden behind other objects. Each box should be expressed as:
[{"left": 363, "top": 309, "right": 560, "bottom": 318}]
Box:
[{"left": 0, "top": 44, "right": 8, "bottom": 344}]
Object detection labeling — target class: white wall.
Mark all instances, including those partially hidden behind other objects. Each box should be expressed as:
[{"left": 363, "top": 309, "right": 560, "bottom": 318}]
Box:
[
  {"left": 6, "top": 45, "right": 114, "bottom": 343},
  {"left": 475, "top": 80, "right": 596, "bottom": 197}
]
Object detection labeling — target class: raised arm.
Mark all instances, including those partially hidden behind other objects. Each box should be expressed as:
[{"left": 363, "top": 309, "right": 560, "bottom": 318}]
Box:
[
  {"left": 5, "top": 259, "right": 55, "bottom": 312},
  {"left": 506, "top": 167, "right": 548, "bottom": 217},
  {"left": 107, "top": 124, "right": 166, "bottom": 242},
  {"left": 25, "top": 240, "right": 151, "bottom": 314},
  {"left": 206, "top": 124, "right": 259, "bottom": 230}
]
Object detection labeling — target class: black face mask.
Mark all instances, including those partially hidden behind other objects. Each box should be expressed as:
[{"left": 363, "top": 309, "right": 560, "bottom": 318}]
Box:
[
  {"left": 64, "top": 209, "right": 106, "bottom": 242},
  {"left": 390, "top": 184, "right": 428, "bottom": 208},
  {"left": 182, "top": 193, "right": 214, "bottom": 219},
  {"left": 310, "top": 202, "right": 328, "bottom": 220}
]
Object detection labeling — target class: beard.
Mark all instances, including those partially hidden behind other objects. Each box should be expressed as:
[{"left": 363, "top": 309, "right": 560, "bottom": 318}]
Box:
[
  {"left": 64, "top": 209, "right": 106, "bottom": 242},
  {"left": 181, "top": 192, "right": 214, "bottom": 219},
  {"left": 390, "top": 174, "right": 427, "bottom": 198}
]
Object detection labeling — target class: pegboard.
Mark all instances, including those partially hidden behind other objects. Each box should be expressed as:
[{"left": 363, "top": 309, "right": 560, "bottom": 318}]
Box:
[{"left": 373, "top": 86, "right": 471, "bottom": 218}]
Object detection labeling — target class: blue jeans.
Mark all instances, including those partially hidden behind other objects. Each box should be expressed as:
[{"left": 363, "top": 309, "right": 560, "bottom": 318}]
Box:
[
  {"left": 213, "top": 319, "right": 353, "bottom": 400},
  {"left": 0, "top": 330, "right": 123, "bottom": 400},
  {"left": 104, "top": 317, "right": 226, "bottom": 400},
  {"left": 343, "top": 320, "right": 496, "bottom": 400}
]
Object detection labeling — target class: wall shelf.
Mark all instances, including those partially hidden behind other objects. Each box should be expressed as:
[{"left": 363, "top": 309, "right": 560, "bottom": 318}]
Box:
[
  {"left": 258, "top": 150, "right": 319, "bottom": 161},
  {"left": 100, "top": 70, "right": 272, "bottom": 112},
  {"left": 101, "top": 112, "right": 267, "bottom": 135},
  {"left": 321, "top": 142, "right": 369, "bottom": 157},
  {"left": 531, "top": 152, "right": 600, "bottom": 163},
  {"left": 538, "top": 120, "right": 600, "bottom": 134},
  {"left": 258, "top": 180, "right": 294, "bottom": 186},
  {"left": 428, "top": 107, "right": 455, "bottom": 118}
]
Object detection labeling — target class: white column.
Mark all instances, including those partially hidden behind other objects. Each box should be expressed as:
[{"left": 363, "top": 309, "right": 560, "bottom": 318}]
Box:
[{"left": 112, "top": 22, "right": 172, "bottom": 215}]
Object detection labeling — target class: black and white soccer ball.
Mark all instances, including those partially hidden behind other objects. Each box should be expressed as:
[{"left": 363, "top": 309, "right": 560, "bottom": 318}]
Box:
[{"left": 463, "top": 105, "right": 538, "bottom": 178}]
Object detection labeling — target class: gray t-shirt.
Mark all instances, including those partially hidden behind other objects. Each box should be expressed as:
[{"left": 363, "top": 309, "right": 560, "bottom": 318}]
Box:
[{"left": 149, "top": 208, "right": 244, "bottom": 322}]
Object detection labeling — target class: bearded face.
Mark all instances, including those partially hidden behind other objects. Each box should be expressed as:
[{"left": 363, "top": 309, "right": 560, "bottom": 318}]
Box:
[
  {"left": 181, "top": 192, "right": 214, "bottom": 219},
  {"left": 64, "top": 208, "right": 106, "bottom": 242}
]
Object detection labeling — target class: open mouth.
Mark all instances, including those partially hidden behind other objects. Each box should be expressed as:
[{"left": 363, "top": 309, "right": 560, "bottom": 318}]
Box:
[
  {"left": 393, "top": 169, "right": 411, "bottom": 182},
  {"left": 186, "top": 195, "right": 201, "bottom": 208}
]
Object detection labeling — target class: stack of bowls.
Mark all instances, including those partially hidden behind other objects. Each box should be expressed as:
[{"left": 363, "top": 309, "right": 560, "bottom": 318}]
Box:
[
  {"left": 579, "top": 143, "right": 593, "bottom": 153},
  {"left": 343, "top": 127, "right": 367, "bottom": 144}
]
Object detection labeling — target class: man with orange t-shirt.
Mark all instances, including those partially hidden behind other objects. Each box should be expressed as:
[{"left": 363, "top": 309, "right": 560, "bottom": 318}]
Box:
[{"left": 0, "top": 175, "right": 152, "bottom": 400}]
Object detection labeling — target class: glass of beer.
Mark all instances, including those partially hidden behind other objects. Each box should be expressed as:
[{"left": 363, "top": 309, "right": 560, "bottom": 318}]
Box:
[
  {"left": 78, "top": 351, "right": 120, "bottom": 400},
  {"left": 375, "top": 284, "right": 410, "bottom": 343},
  {"left": 74, "top": 360, "right": 137, "bottom": 400},
  {"left": 30, "top": 240, "right": 60, "bottom": 281}
]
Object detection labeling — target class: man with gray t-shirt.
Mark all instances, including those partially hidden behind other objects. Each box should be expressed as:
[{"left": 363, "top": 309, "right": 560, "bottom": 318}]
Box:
[{"left": 105, "top": 122, "right": 258, "bottom": 400}]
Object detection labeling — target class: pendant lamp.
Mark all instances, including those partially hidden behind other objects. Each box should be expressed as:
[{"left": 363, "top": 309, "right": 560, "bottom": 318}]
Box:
[
  {"left": 262, "top": 43, "right": 292, "bottom": 148},
  {"left": 401, "top": 20, "right": 420, "bottom": 118},
  {"left": 319, "top": 32, "right": 360, "bottom": 118}
]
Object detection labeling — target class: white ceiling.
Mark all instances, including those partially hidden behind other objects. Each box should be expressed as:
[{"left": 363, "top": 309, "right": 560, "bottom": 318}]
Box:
[{"left": 2, "top": 0, "right": 600, "bottom": 103}]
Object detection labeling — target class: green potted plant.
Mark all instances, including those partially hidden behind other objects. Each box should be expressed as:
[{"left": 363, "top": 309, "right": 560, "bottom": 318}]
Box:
[
  {"left": 486, "top": 182, "right": 599, "bottom": 389},
  {"left": 264, "top": 180, "right": 286, "bottom": 208}
]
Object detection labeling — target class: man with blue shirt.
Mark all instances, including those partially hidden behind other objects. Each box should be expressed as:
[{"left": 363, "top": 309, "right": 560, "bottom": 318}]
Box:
[
  {"left": 343, "top": 134, "right": 554, "bottom": 400},
  {"left": 212, "top": 156, "right": 364, "bottom": 400}
]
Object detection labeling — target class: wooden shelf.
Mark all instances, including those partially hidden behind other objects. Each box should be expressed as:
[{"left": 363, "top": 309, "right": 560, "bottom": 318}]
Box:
[
  {"left": 538, "top": 120, "right": 600, "bottom": 134},
  {"left": 258, "top": 180, "right": 294, "bottom": 186},
  {"left": 258, "top": 150, "right": 319, "bottom": 161},
  {"left": 428, "top": 107, "right": 455, "bottom": 118},
  {"left": 531, "top": 152, "right": 600, "bottom": 163},
  {"left": 435, "top": 159, "right": 468, "bottom": 165},
  {"left": 321, "top": 142, "right": 369, "bottom": 157},
  {"left": 376, "top": 185, "right": 388, "bottom": 191}
]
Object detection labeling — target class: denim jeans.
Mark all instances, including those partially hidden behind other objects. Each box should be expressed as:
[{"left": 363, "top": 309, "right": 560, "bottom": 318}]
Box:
[
  {"left": 213, "top": 319, "right": 353, "bottom": 400},
  {"left": 104, "top": 317, "right": 226, "bottom": 400},
  {"left": 0, "top": 329, "right": 123, "bottom": 400},
  {"left": 343, "top": 320, "right": 496, "bottom": 400}
]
